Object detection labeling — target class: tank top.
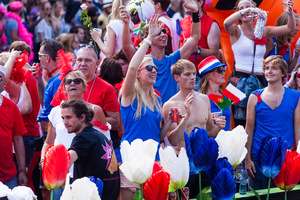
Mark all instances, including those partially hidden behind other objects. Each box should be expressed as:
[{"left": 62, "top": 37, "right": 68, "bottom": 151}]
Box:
[
  {"left": 232, "top": 25, "right": 266, "bottom": 73},
  {"left": 266, "top": 37, "right": 290, "bottom": 64}
]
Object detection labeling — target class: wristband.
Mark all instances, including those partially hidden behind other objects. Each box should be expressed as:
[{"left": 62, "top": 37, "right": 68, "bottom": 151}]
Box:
[
  {"left": 192, "top": 10, "right": 201, "bottom": 23},
  {"left": 143, "top": 38, "right": 152, "bottom": 46}
]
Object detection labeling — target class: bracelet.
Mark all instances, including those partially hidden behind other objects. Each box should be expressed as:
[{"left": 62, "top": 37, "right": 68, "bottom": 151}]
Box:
[
  {"left": 143, "top": 38, "right": 152, "bottom": 46},
  {"left": 19, "top": 168, "right": 27, "bottom": 174},
  {"left": 192, "top": 10, "right": 201, "bottom": 23}
]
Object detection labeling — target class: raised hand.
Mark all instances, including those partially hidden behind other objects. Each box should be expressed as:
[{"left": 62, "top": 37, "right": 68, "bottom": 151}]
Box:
[
  {"left": 119, "top": 5, "right": 130, "bottom": 24},
  {"left": 183, "top": 92, "right": 194, "bottom": 119},
  {"left": 183, "top": 0, "right": 198, "bottom": 13},
  {"left": 148, "top": 14, "right": 164, "bottom": 38},
  {"left": 90, "top": 28, "right": 102, "bottom": 40}
]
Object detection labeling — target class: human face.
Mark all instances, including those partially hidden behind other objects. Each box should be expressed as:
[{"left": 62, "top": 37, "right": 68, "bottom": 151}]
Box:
[
  {"left": 238, "top": 1, "right": 255, "bottom": 22},
  {"left": 54, "top": 3, "right": 64, "bottom": 16},
  {"left": 289, "top": 18, "right": 300, "bottom": 38},
  {"left": 38, "top": 45, "right": 49, "bottom": 71},
  {"left": 296, "top": 68, "right": 300, "bottom": 89},
  {"left": 77, "top": 28, "right": 85, "bottom": 43},
  {"left": 61, "top": 107, "right": 83, "bottom": 134},
  {"left": 208, "top": 66, "right": 226, "bottom": 86},
  {"left": 152, "top": 28, "right": 168, "bottom": 48},
  {"left": 177, "top": 68, "right": 196, "bottom": 90},
  {"left": 64, "top": 75, "right": 85, "bottom": 99},
  {"left": 44, "top": 2, "right": 52, "bottom": 16},
  {"left": 264, "top": 63, "right": 284, "bottom": 83},
  {"left": 118, "top": 58, "right": 129, "bottom": 76},
  {"left": 86, "top": 0, "right": 93, "bottom": 8},
  {"left": 72, "top": 35, "right": 80, "bottom": 50},
  {"left": 0, "top": 72, "right": 6, "bottom": 92},
  {"left": 137, "top": 60, "right": 157, "bottom": 85},
  {"left": 75, "top": 48, "right": 99, "bottom": 81}
]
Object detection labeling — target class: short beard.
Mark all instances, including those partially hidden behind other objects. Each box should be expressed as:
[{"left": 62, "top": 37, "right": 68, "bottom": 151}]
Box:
[{"left": 68, "top": 122, "right": 82, "bottom": 134}]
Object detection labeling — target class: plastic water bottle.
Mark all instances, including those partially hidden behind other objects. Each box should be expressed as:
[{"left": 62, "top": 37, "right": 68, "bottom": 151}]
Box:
[{"left": 239, "top": 167, "right": 248, "bottom": 195}]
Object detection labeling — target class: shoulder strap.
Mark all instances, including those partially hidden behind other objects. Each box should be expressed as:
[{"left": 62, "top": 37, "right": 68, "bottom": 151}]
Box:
[{"left": 251, "top": 43, "right": 256, "bottom": 74}]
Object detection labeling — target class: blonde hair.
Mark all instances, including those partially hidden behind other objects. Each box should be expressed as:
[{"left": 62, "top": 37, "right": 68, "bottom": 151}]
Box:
[
  {"left": 120, "top": 56, "right": 161, "bottom": 119},
  {"left": 110, "top": 0, "right": 129, "bottom": 21},
  {"left": 61, "top": 33, "right": 77, "bottom": 52},
  {"left": 276, "top": 12, "right": 300, "bottom": 46},
  {"left": 263, "top": 55, "right": 288, "bottom": 82},
  {"left": 63, "top": 70, "right": 88, "bottom": 92},
  {"left": 171, "top": 59, "right": 195, "bottom": 77}
]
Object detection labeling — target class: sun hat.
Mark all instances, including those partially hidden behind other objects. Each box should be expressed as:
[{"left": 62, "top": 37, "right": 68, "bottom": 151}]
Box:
[
  {"left": 197, "top": 56, "right": 226, "bottom": 78},
  {"left": 9, "top": 1, "right": 23, "bottom": 11},
  {"left": 102, "top": 0, "right": 112, "bottom": 9}
]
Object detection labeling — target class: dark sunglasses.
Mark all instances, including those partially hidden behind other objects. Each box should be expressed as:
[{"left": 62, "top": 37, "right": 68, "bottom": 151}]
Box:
[
  {"left": 79, "top": 44, "right": 95, "bottom": 49},
  {"left": 214, "top": 66, "right": 226, "bottom": 74},
  {"left": 139, "top": 65, "right": 159, "bottom": 72},
  {"left": 0, "top": 76, "right": 2, "bottom": 84},
  {"left": 158, "top": 28, "right": 167, "bottom": 36},
  {"left": 64, "top": 78, "right": 83, "bottom": 85}
]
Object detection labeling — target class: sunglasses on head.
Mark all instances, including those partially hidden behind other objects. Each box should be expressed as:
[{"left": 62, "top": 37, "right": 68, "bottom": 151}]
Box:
[
  {"left": 158, "top": 28, "right": 167, "bottom": 36},
  {"left": 64, "top": 78, "right": 83, "bottom": 85},
  {"left": 79, "top": 44, "right": 95, "bottom": 49},
  {"left": 214, "top": 66, "right": 226, "bottom": 74},
  {"left": 139, "top": 65, "right": 159, "bottom": 72}
]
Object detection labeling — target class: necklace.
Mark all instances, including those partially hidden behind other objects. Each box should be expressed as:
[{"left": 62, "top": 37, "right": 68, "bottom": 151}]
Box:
[
  {"left": 158, "top": 13, "right": 168, "bottom": 18},
  {"left": 87, "top": 75, "right": 96, "bottom": 102}
]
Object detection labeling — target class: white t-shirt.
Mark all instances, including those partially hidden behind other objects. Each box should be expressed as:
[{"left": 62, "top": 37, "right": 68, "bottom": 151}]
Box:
[{"left": 34, "top": 18, "right": 54, "bottom": 43}]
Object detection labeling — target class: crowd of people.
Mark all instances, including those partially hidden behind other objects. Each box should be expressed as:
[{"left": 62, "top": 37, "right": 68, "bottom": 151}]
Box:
[{"left": 0, "top": 0, "right": 300, "bottom": 199}]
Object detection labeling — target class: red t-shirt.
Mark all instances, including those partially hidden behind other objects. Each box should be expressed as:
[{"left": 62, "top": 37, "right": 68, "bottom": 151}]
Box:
[
  {"left": 51, "top": 77, "right": 119, "bottom": 111},
  {"left": 180, "top": 14, "right": 216, "bottom": 67},
  {"left": 22, "top": 70, "right": 41, "bottom": 136},
  {"left": 0, "top": 96, "right": 27, "bottom": 182}
]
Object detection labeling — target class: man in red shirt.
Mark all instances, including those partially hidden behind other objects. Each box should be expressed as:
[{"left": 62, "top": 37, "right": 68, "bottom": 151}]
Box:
[
  {"left": 180, "top": 0, "right": 221, "bottom": 67},
  {"left": 51, "top": 46, "right": 120, "bottom": 146},
  {"left": 0, "top": 65, "right": 27, "bottom": 189}
]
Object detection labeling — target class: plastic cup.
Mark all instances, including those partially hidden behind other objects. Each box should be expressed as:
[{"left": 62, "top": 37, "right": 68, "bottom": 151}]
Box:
[{"left": 212, "top": 111, "right": 222, "bottom": 118}]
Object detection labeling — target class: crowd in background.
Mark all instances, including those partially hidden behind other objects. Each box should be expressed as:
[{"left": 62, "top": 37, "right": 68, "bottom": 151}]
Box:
[{"left": 0, "top": 0, "right": 300, "bottom": 199}]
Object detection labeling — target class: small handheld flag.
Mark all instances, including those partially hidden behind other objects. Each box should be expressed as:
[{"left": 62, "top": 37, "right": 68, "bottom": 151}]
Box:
[
  {"left": 208, "top": 94, "right": 232, "bottom": 111},
  {"left": 222, "top": 83, "right": 246, "bottom": 105}
]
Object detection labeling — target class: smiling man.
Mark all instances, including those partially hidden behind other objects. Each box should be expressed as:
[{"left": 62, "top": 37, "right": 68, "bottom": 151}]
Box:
[
  {"left": 245, "top": 55, "right": 300, "bottom": 190},
  {"left": 61, "top": 99, "right": 119, "bottom": 200},
  {"left": 144, "top": 0, "right": 201, "bottom": 104},
  {"left": 51, "top": 46, "right": 120, "bottom": 148}
]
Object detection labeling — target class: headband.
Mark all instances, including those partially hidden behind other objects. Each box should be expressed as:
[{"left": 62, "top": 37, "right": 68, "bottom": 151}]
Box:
[{"left": 238, "top": 0, "right": 255, "bottom": 8}]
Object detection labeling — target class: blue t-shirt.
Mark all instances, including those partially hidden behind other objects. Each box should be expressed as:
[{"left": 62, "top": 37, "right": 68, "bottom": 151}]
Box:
[
  {"left": 251, "top": 88, "right": 300, "bottom": 154},
  {"left": 120, "top": 97, "right": 162, "bottom": 160},
  {"left": 5, "top": 18, "right": 18, "bottom": 45},
  {"left": 38, "top": 74, "right": 61, "bottom": 122},
  {"left": 151, "top": 50, "right": 181, "bottom": 104},
  {"left": 266, "top": 37, "right": 289, "bottom": 64},
  {"left": 210, "top": 100, "right": 231, "bottom": 131}
]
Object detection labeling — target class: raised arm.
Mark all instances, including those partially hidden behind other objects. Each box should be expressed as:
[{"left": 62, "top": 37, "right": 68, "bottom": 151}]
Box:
[
  {"left": 120, "top": 6, "right": 136, "bottom": 61},
  {"left": 121, "top": 15, "right": 163, "bottom": 105},
  {"left": 244, "top": 94, "right": 257, "bottom": 179},
  {"left": 264, "top": 0, "right": 296, "bottom": 38},
  {"left": 199, "top": 22, "right": 221, "bottom": 58},
  {"left": 180, "top": 0, "right": 201, "bottom": 59},
  {"left": 91, "top": 27, "right": 116, "bottom": 58}
]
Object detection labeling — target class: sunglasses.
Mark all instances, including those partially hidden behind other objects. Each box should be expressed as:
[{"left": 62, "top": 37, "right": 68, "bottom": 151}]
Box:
[
  {"left": 38, "top": 52, "right": 47, "bottom": 57},
  {"left": 79, "top": 44, "right": 95, "bottom": 49},
  {"left": 0, "top": 76, "right": 2, "bottom": 84},
  {"left": 297, "top": 73, "right": 300, "bottom": 79},
  {"left": 158, "top": 28, "right": 167, "bottom": 36},
  {"left": 214, "top": 66, "right": 226, "bottom": 74},
  {"left": 139, "top": 65, "right": 159, "bottom": 72},
  {"left": 64, "top": 78, "right": 83, "bottom": 85}
]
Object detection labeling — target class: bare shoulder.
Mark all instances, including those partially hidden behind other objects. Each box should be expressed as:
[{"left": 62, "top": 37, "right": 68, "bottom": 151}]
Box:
[{"left": 195, "top": 92, "right": 209, "bottom": 103}]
